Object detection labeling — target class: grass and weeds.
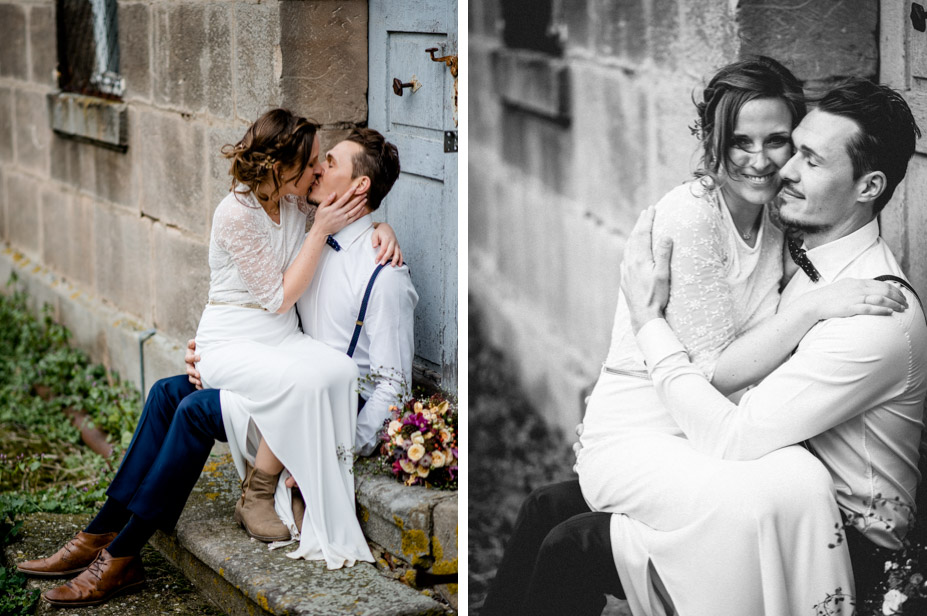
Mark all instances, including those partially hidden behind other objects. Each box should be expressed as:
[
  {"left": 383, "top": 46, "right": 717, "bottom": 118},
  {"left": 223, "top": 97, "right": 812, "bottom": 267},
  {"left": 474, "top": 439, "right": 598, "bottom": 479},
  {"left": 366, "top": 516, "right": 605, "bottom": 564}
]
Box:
[
  {"left": 468, "top": 300, "right": 575, "bottom": 609},
  {"left": 0, "top": 274, "right": 142, "bottom": 513},
  {"left": 0, "top": 275, "right": 143, "bottom": 614},
  {"left": 0, "top": 504, "right": 39, "bottom": 615}
]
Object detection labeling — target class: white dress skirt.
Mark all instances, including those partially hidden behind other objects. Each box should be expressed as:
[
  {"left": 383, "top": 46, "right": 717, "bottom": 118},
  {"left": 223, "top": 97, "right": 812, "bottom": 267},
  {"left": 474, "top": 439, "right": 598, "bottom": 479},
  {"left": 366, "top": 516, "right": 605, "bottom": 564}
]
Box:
[
  {"left": 196, "top": 303, "right": 374, "bottom": 569},
  {"left": 577, "top": 369, "right": 855, "bottom": 616}
]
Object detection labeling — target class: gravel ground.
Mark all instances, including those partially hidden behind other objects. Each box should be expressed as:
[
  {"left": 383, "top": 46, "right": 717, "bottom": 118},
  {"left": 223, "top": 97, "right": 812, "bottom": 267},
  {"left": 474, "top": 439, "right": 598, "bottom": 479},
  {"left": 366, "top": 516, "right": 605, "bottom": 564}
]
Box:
[{"left": 4, "top": 512, "right": 224, "bottom": 615}]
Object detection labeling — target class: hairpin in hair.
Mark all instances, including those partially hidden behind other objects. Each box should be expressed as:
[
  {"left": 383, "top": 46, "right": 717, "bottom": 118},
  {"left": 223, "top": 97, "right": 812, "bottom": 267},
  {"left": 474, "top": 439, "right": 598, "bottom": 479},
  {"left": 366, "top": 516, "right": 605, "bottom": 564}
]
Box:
[{"left": 689, "top": 118, "right": 703, "bottom": 140}]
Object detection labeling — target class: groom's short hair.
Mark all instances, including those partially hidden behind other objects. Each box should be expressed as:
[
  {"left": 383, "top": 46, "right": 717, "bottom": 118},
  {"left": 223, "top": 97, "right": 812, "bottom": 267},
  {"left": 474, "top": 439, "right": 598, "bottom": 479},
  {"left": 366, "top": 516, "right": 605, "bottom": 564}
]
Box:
[
  {"left": 815, "top": 78, "right": 921, "bottom": 215},
  {"left": 345, "top": 128, "right": 400, "bottom": 211}
]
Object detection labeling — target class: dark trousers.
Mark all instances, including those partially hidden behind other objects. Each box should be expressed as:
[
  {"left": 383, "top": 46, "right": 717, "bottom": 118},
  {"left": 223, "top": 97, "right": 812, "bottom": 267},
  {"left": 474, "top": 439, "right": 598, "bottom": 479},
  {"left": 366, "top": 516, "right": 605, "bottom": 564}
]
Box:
[
  {"left": 107, "top": 375, "right": 226, "bottom": 530},
  {"left": 845, "top": 523, "right": 899, "bottom": 607},
  {"left": 480, "top": 480, "right": 623, "bottom": 616}
]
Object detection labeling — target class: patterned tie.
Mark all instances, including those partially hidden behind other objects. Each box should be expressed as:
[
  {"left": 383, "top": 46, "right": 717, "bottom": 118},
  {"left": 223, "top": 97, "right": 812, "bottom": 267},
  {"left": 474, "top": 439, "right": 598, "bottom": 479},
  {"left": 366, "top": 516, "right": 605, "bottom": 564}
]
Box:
[
  {"left": 787, "top": 237, "right": 821, "bottom": 282},
  {"left": 326, "top": 235, "right": 342, "bottom": 251}
]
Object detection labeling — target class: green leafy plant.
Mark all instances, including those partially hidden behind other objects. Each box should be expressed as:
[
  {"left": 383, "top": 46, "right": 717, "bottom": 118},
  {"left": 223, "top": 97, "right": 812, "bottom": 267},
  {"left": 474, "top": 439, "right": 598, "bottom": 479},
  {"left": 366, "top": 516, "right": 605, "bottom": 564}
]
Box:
[{"left": 0, "top": 274, "right": 142, "bottom": 514}]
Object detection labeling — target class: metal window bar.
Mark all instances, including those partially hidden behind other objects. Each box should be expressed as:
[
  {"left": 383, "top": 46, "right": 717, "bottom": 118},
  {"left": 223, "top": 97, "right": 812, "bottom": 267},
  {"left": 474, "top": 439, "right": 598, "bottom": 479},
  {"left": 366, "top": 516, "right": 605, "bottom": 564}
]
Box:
[{"left": 56, "top": 0, "right": 123, "bottom": 99}]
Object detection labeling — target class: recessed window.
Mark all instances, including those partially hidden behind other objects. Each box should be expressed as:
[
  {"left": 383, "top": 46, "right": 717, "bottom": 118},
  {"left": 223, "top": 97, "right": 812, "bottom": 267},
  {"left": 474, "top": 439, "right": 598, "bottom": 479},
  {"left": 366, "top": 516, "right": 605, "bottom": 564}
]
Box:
[
  {"left": 500, "top": 0, "right": 563, "bottom": 56},
  {"left": 56, "top": 0, "right": 123, "bottom": 99}
]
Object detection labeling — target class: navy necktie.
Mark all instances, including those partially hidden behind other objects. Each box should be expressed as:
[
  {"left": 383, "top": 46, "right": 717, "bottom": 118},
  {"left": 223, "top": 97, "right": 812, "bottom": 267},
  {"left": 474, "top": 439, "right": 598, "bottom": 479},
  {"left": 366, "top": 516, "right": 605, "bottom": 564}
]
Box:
[
  {"left": 787, "top": 237, "right": 821, "bottom": 282},
  {"left": 326, "top": 235, "right": 341, "bottom": 251}
]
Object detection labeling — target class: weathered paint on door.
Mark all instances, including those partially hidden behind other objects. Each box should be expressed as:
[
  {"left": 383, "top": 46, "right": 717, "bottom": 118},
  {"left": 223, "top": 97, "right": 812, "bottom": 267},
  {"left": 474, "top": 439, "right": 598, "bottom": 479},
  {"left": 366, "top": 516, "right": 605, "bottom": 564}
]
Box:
[
  {"left": 369, "top": 0, "right": 458, "bottom": 393},
  {"left": 881, "top": 2, "right": 927, "bottom": 300}
]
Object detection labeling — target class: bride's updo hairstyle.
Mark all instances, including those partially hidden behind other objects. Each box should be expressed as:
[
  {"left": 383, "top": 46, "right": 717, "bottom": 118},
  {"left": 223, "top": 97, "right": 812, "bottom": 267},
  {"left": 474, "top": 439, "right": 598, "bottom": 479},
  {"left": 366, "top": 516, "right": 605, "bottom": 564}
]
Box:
[
  {"left": 222, "top": 108, "right": 319, "bottom": 206},
  {"left": 691, "top": 56, "right": 805, "bottom": 189}
]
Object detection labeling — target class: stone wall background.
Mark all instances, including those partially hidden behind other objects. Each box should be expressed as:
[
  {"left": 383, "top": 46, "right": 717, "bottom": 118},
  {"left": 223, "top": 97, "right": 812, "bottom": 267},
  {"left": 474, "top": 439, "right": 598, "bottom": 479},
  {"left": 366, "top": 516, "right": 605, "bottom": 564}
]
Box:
[
  {"left": 469, "top": 0, "right": 879, "bottom": 436},
  {"left": 0, "top": 0, "right": 368, "bottom": 391}
]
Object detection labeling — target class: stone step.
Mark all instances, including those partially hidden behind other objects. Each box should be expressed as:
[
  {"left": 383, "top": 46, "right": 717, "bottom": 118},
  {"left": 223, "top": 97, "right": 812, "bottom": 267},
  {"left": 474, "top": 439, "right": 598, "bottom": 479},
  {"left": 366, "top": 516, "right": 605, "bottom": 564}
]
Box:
[
  {"left": 148, "top": 443, "right": 453, "bottom": 616},
  {"left": 355, "top": 466, "right": 458, "bottom": 608}
]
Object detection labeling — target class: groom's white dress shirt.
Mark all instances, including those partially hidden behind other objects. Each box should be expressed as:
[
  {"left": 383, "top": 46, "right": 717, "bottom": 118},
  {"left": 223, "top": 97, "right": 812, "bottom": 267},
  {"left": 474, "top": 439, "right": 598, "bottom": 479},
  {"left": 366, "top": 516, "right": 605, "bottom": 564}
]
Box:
[
  {"left": 636, "top": 219, "right": 927, "bottom": 549},
  {"left": 296, "top": 214, "right": 418, "bottom": 456}
]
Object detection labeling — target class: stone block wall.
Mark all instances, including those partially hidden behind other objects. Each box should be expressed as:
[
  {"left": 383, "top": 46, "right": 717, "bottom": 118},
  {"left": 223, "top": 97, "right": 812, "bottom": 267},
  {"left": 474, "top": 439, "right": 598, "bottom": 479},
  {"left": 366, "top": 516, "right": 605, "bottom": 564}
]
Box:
[
  {"left": 469, "top": 0, "right": 879, "bottom": 435},
  {"left": 0, "top": 0, "right": 369, "bottom": 392}
]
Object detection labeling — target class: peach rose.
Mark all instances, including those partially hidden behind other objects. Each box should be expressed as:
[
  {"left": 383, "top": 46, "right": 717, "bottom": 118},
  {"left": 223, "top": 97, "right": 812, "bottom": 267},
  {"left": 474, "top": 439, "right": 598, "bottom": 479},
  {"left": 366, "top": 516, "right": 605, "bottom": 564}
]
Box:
[{"left": 408, "top": 443, "right": 425, "bottom": 462}]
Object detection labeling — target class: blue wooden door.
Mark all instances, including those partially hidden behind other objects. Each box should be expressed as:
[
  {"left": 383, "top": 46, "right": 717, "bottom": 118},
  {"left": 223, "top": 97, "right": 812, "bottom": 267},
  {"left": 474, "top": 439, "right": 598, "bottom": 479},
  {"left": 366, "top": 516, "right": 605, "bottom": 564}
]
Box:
[{"left": 369, "top": 0, "right": 458, "bottom": 393}]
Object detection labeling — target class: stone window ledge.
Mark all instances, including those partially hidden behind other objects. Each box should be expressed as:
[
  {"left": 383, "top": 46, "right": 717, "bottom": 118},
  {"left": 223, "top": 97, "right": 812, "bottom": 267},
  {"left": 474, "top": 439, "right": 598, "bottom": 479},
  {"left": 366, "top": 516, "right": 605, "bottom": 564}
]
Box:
[
  {"left": 47, "top": 92, "right": 128, "bottom": 152},
  {"left": 491, "top": 48, "right": 570, "bottom": 122}
]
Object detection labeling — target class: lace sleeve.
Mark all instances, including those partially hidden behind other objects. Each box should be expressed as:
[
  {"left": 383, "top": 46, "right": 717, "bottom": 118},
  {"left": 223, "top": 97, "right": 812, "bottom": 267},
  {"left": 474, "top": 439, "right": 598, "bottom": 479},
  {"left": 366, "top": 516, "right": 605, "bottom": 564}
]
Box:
[
  {"left": 213, "top": 201, "right": 285, "bottom": 312},
  {"left": 654, "top": 188, "right": 735, "bottom": 380}
]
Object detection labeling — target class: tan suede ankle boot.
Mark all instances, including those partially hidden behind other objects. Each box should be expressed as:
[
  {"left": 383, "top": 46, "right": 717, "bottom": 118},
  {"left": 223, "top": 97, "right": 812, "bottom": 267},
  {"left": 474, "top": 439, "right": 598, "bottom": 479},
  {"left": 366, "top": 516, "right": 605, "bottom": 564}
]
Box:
[
  {"left": 291, "top": 487, "right": 305, "bottom": 534},
  {"left": 234, "top": 465, "right": 290, "bottom": 542}
]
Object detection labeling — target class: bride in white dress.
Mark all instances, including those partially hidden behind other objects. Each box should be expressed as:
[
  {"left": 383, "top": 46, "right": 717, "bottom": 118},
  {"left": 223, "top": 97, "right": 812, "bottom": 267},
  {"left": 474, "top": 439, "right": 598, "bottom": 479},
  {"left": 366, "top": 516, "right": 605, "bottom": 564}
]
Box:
[
  {"left": 192, "top": 109, "right": 400, "bottom": 569},
  {"left": 577, "top": 58, "right": 899, "bottom": 614}
]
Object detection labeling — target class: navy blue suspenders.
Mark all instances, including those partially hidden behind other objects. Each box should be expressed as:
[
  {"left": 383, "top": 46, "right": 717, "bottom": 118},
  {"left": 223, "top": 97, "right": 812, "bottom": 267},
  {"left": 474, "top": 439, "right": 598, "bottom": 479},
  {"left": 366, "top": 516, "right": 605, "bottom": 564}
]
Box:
[{"left": 347, "top": 263, "right": 389, "bottom": 358}]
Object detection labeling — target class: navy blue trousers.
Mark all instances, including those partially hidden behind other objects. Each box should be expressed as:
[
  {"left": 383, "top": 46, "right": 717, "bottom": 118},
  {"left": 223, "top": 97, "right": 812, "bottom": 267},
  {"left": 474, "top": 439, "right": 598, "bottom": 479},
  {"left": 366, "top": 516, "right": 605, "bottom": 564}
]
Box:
[{"left": 107, "top": 375, "right": 226, "bottom": 530}]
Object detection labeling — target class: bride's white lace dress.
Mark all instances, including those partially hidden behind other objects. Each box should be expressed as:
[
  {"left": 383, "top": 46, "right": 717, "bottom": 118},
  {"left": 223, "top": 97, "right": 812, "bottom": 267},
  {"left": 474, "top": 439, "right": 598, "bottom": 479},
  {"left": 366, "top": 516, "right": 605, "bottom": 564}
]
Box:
[
  {"left": 195, "top": 188, "right": 374, "bottom": 569},
  {"left": 577, "top": 182, "right": 854, "bottom": 615}
]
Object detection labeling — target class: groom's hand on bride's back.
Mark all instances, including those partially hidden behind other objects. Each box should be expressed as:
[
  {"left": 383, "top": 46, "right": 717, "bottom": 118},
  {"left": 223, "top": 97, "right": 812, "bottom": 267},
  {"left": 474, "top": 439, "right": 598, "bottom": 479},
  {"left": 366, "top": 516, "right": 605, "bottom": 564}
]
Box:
[
  {"left": 620, "top": 206, "right": 673, "bottom": 334},
  {"left": 185, "top": 339, "right": 203, "bottom": 389}
]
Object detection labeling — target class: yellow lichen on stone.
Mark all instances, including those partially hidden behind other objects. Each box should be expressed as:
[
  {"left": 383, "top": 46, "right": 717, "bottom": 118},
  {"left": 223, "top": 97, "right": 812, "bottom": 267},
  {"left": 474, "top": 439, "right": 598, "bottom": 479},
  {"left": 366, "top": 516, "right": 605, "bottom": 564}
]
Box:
[
  {"left": 358, "top": 504, "right": 369, "bottom": 523},
  {"left": 430, "top": 535, "right": 457, "bottom": 575},
  {"left": 218, "top": 567, "right": 224, "bottom": 576},
  {"left": 205, "top": 492, "right": 219, "bottom": 501},
  {"left": 256, "top": 591, "right": 270, "bottom": 611},
  {"left": 394, "top": 515, "right": 430, "bottom": 563}
]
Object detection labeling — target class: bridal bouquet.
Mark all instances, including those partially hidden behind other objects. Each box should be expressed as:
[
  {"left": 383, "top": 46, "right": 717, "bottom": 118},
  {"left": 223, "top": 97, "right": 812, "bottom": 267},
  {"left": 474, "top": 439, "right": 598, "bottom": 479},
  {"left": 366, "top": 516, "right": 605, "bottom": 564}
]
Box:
[
  {"left": 878, "top": 540, "right": 927, "bottom": 615},
  {"left": 382, "top": 395, "right": 458, "bottom": 489}
]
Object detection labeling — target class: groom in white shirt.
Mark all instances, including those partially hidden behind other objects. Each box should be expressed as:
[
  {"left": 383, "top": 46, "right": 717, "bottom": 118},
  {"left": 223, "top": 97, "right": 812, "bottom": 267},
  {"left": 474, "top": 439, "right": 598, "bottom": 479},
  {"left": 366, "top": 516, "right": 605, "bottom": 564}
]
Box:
[
  {"left": 295, "top": 128, "right": 418, "bottom": 456},
  {"left": 481, "top": 79, "right": 927, "bottom": 615}
]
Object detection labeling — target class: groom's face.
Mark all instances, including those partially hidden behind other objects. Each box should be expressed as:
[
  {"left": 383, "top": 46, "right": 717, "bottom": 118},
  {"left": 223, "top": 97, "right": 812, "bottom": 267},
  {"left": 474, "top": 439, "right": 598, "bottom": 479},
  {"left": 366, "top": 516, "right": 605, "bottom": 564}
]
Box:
[
  {"left": 308, "top": 140, "right": 364, "bottom": 205},
  {"left": 777, "top": 109, "right": 862, "bottom": 238}
]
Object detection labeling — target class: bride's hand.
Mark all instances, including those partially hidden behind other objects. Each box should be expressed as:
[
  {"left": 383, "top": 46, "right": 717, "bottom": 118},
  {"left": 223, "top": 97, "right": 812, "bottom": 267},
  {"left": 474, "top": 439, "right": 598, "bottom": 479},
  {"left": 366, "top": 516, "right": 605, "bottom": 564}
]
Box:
[
  {"left": 797, "top": 278, "right": 908, "bottom": 320},
  {"left": 371, "top": 223, "right": 404, "bottom": 266},
  {"left": 285, "top": 475, "right": 299, "bottom": 489},
  {"left": 313, "top": 186, "right": 367, "bottom": 237}
]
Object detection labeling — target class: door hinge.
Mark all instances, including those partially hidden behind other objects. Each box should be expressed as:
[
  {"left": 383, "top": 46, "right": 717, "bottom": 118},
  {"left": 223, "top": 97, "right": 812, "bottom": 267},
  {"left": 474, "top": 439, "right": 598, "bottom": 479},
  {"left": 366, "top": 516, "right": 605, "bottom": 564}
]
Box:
[{"left": 444, "top": 131, "right": 457, "bottom": 153}]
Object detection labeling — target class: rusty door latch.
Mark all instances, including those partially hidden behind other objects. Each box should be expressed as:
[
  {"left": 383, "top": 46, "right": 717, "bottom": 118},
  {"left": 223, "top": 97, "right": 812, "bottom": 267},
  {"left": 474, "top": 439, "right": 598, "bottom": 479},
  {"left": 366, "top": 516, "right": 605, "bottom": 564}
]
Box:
[
  {"left": 427, "top": 47, "right": 458, "bottom": 129},
  {"left": 426, "top": 48, "right": 458, "bottom": 77}
]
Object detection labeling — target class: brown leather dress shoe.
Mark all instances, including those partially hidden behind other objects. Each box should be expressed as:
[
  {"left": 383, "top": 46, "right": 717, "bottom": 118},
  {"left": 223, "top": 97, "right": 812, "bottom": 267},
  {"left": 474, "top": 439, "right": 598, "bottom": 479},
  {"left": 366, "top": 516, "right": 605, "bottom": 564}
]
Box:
[
  {"left": 42, "top": 548, "right": 145, "bottom": 607},
  {"left": 17, "top": 531, "right": 118, "bottom": 577}
]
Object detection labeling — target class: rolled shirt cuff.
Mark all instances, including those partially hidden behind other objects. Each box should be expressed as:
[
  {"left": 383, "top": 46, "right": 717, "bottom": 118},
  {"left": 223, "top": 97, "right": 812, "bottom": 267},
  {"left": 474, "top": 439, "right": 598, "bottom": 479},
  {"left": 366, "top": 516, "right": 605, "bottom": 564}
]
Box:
[{"left": 635, "top": 318, "right": 687, "bottom": 372}]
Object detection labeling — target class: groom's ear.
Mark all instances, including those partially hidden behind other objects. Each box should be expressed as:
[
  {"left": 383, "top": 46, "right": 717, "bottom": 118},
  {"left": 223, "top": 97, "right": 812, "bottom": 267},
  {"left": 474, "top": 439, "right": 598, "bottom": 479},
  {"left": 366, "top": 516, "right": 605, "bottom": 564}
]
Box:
[
  {"left": 354, "top": 175, "right": 372, "bottom": 196},
  {"left": 855, "top": 170, "right": 885, "bottom": 205}
]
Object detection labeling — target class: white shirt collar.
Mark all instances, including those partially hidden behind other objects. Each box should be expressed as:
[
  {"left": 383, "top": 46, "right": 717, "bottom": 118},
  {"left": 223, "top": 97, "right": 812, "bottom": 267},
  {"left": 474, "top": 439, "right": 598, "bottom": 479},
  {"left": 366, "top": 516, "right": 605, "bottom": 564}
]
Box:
[
  {"left": 332, "top": 214, "right": 374, "bottom": 251},
  {"left": 804, "top": 219, "right": 880, "bottom": 282}
]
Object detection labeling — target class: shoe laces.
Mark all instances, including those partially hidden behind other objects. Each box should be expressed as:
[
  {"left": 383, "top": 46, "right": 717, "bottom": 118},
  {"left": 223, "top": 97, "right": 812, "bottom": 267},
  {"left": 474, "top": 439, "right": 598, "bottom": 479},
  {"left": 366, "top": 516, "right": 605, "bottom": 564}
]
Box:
[
  {"left": 60, "top": 539, "right": 77, "bottom": 561},
  {"left": 86, "top": 557, "right": 104, "bottom": 583}
]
